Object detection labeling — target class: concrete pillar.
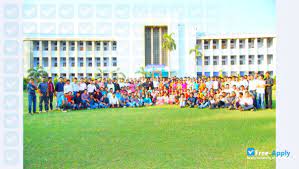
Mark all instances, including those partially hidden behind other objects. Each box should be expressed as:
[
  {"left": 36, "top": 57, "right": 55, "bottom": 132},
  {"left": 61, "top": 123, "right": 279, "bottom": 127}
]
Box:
[{"left": 74, "top": 41, "right": 78, "bottom": 77}]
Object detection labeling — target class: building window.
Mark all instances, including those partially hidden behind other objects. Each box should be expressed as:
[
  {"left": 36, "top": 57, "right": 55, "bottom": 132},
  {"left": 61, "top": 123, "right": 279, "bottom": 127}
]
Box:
[
  {"left": 221, "top": 39, "right": 227, "bottom": 49},
  {"left": 103, "top": 57, "right": 109, "bottom": 67},
  {"left": 79, "top": 57, "right": 84, "bottom": 67},
  {"left": 221, "top": 56, "right": 227, "bottom": 65},
  {"left": 87, "top": 73, "right": 92, "bottom": 78},
  {"left": 87, "top": 57, "right": 92, "bottom": 67},
  {"left": 61, "top": 57, "right": 66, "bottom": 67},
  {"left": 70, "top": 41, "right": 75, "bottom": 51},
  {"left": 204, "top": 56, "right": 210, "bottom": 65},
  {"left": 70, "top": 73, "right": 75, "bottom": 80},
  {"left": 240, "top": 55, "right": 245, "bottom": 65},
  {"left": 230, "top": 39, "right": 236, "bottom": 49},
  {"left": 212, "top": 40, "right": 218, "bottom": 49},
  {"left": 52, "top": 58, "right": 57, "bottom": 67},
  {"left": 196, "top": 40, "right": 202, "bottom": 49},
  {"left": 69, "top": 58, "right": 75, "bottom": 67},
  {"left": 33, "top": 41, "right": 39, "bottom": 51},
  {"left": 86, "top": 41, "right": 92, "bottom": 51},
  {"left": 231, "top": 56, "right": 236, "bottom": 65},
  {"left": 61, "top": 41, "right": 66, "bottom": 51},
  {"left": 248, "top": 55, "right": 255, "bottom": 65},
  {"left": 51, "top": 41, "right": 57, "bottom": 51},
  {"left": 112, "top": 57, "right": 117, "bottom": 67},
  {"left": 267, "top": 54, "right": 273, "bottom": 65},
  {"left": 145, "top": 27, "right": 152, "bottom": 65},
  {"left": 258, "top": 55, "right": 264, "bottom": 65},
  {"left": 248, "top": 39, "right": 254, "bottom": 48},
  {"left": 112, "top": 41, "right": 117, "bottom": 51},
  {"left": 204, "top": 40, "right": 209, "bottom": 49},
  {"left": 42, "top": 41, "right": 48, "bottom": 51},
  {"left": 231, "top": 71, "right": 237, "bottom": 76},
  {"left": 79, "top": 41, "right": 84, "bottom": 51},
  {"left": 153, "top": 28, "right": 160, "bottom": 64},
  {"left": 213, "top": 56, "right": 219, "bottom": 65},
  {"left": 78, "top": 73, "right": 84, "bottom": 79},
  {"left": 96, "top": 42, "right": 101, "bottom": 51},
  {"left": 42, "top": 58, "right": 48, "bottom": 67},
  {"left": 33, "top": 58, "right": 39, "bottom": 67},
  {"left": 103, "top": 42, "right": 109, "bottom": 51},
  {"left": 95, "top": 58, "right": 101, "bottom": 67},
  {"left": 239, "top": 39, "right": 245, "bottom": 48},
  {"left": 196, "top": 57, "right": 201, "bottom": 66},
  {"left": 257, "top": 38, "right": 263, "bottom": 48},
  {"left": 267, "top": 38, "right": 273, "bottom": 48},
  {"left": 60, "top": 73, "right": 66, "bottom": 78},
  {"left": 103, "top": 73, "right": 109, "bottom": 78}
]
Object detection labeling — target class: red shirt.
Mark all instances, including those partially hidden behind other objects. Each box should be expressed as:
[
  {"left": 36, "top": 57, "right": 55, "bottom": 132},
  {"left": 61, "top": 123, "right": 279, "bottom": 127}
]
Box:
[{"left": 48, "top": 82, "right": 54, "bottom": 93}]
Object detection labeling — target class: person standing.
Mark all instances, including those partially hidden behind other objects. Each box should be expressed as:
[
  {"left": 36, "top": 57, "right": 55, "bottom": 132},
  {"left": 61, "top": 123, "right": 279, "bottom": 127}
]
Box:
[
  {"left": 55, "top": 77, "right": 65, "bottom": 109},
  {"left": 265, "top": 72, "right": 274, "bottom": 109},
  {"left": 38, "top": 77, "right": 49, "bottom": 113},
  {"left": 27, "top": 78, "right": 37, "bottom": 115},
  {"left": 71, "top": 77, "right": 80, "bottom": 96},
  {"left": 256, "top": 74, "right": 266, "bottom": 109},
  {"left": 47, "top": 77, "right": 55, "bottom": 111}
]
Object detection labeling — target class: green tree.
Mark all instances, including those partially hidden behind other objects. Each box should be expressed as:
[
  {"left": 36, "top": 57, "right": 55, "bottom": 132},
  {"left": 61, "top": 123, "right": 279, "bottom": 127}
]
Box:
[
  {"left": 189, "top": 44, "right": 202, "bottom": 77},
  {"left": 135, "top": 66, "right": 146, "bottom": 77},
  {"left": 27, "top": 66, "right": 48, "bottom": 82},
  {"left": 162, "top": 33, "right": 176, "bottom": 77}
]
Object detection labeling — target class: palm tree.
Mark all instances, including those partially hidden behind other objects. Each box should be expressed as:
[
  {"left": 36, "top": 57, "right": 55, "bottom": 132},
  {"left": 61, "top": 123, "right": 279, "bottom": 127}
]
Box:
[
  {"left": 162, "top": 33, "right": 176, "bottom": 77},
  {"left": 189, "top": 44, "right": 202, "bottom": 77},
  {"left": 135, "top": 66, "right": 147, "bottom": 77},
  {"left": 27, "top": 66, "right": 48, "bottom": 82},
  {"left": 97, "top": 68, "right": 104, "bottom": 78},
  {"left": 109, "top": 67, "right": 126, "bottom": 79}
]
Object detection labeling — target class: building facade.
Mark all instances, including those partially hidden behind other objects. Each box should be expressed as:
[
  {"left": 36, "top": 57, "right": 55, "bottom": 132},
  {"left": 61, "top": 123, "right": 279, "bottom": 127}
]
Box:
[
  {"left": 195, "top": 33, "right": 276, "bottom": 77},
  {"left": 23, "top": 30, "right": 276, "bottom": 79}
]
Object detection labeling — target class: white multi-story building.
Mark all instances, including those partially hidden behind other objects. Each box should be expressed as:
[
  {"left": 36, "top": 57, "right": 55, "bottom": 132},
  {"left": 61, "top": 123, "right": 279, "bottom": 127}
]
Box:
[
  {"left": 23, "top": 29, "right": 276, "bottom": 79},
  {"left": 195, "top": 33, "right": 276, "bottom": 77}
]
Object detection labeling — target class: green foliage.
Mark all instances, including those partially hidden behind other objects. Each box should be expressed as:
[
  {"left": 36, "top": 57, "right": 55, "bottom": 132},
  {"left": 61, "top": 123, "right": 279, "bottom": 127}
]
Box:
[
  {"left": 162, "top": 33, "right": 176, "bottom": 51},
  {"left": 27, "top": 66, "right": 48, "bottom": 81},
  {"left": 53, "top": 75, "right": 59, "bottom": 86},
  {"left": 23, "top": 77, "right": 29, "bottom": 90},
  {"left": 135, "top": 66, "right": 146, "bottom": 77}
]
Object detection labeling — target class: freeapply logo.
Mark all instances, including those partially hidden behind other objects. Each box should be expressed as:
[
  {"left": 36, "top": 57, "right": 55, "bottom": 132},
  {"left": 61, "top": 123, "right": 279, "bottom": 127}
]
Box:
[{"left": 246, "top": 148, "right": 291, "bottom": 160}]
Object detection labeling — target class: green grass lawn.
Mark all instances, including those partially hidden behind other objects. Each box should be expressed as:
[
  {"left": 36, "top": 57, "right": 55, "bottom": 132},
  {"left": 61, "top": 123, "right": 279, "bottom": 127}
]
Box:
[{"left": 24, "top": 92, "right": 276, "bottom": 169}]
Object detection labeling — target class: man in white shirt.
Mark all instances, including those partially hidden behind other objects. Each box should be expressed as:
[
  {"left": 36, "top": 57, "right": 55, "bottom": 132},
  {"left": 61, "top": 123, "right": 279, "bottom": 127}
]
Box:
[
  {"left": 109, "top": 94, "right": 119, "bottom": 108},
  {"left": 107, "top": 81, "right": 115, "bottom": 93},
  {"left": 63, "top": 79, "right": 73, "bottom": 94},
  {"left": 71, "top": 77, "right": 80, "bottom": 95},
  {"left": 256, "top": 74, "right": 265, "bottom": 109},
  {"left": 87, "top": 80, "right": 96, "bottom": 94},
  {"left": 239, "top": 91, "right": 255, "bottom": 111},
  {"left": 79, "top": 78, "right": 87, "bottom": 93},
  {"left": 212, "top": 77, "right": 219, "bottom": 91}
]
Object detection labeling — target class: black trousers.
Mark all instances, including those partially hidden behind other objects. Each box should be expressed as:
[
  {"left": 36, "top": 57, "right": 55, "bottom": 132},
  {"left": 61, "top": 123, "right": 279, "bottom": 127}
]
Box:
[
  {"left": 265, "top": 89, "right": 272, "bottom": 108},
  {"left": 39, "top": 95, "right": 48, "bottom": 112},
  {"left": 48, "top": 92, "right": 54, "bottom": 110}
]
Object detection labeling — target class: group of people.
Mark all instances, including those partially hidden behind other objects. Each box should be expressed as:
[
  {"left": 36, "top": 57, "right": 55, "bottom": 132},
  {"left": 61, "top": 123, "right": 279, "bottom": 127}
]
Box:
[{"left": 26, "top": 72, "right": 274, "bottom": 114}]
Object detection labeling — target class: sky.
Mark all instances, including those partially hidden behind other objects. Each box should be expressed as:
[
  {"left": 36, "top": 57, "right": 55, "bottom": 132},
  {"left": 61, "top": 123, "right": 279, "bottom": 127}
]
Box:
[{"left": 24, "top": 0, "right": 276, "bottom": 34}]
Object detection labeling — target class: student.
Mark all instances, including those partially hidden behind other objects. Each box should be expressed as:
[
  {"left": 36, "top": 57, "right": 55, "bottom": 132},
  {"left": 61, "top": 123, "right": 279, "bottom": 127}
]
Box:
[
  {"left": 209, "top": 96, "right": 217, "bottom": 109},
  {"left": 38, "top": 77, "right": 49, "bottom": 113},
  {"left": 99, "top": 94, "right": 110, "bottom": 108},
  {"left": 55, "top": 77, "right": 64, "bottom": 109},
  {"left": 265, "top": 72, "right": 274, "bottom": 109},
  {"left": 87, "top": 80, "right": 96, "bottom": 95},
  {"left": 227, "top": 92, "right": 237, "bottom": 110},
  {"left": 239, "top": 91, "right": 255, "bottom": 111},
  {"left": 27, "top": 78, "right": 37, "bottom": 114},
  {"left": 109, "top": 94, "right": 120, "bottom": 108},
  {"left": 198, "top": 96, "right": 210, "bottom": 109},
  {"left": 248, "top": 75, "right": 257, "bottom": 107},
  {"left": 79, "top": 78, "right": 87, "bottom": 93},
  {"left": 47, "top": 77, "right": 55, "bottom": 111},
  {"left": 256, "top": 74, "right": 266, "bottom": 109},
  {"left": 65, "top": 91, "right": 74, "bottom": 110},
  {"left": 187, "top": 93, "right": 196, "bottom": 108},
  {"left": 81, "top": 90, "right": 90, "bottom": 108},
  {"left": 73, "top": 92, "right": 83, "bottom": 110},
  {"left": 143, "top": 94, "right": 153, "bottom": 106},
  {"left": 64, "top": 79, "right": 73, "bottom": 95},
  {"left": 179, "top": 94, "right": 186, "bottom": 108},
  {"left": 71, "top": 77, "right": 80, "bottom": 96},
  {"left": 89, "top": 95, "right": 99, "bottom": 109},
  {"left": 57, "top": 92, "right": 69, "bottom": 112}
]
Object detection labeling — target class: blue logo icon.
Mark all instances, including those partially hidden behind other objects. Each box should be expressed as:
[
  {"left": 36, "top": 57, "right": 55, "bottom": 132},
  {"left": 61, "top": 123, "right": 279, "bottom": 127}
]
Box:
[{"left": 247, "top": 148, "right": 255, "bottom": 156}]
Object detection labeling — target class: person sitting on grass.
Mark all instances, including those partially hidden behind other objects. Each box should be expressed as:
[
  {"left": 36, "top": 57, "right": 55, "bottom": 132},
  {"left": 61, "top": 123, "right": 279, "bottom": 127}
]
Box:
[
  {"left": 143, "top": 94, "right": 153, "bottom": 106},
  {"left": 99, "top": 94, "right": 109, "bottom": 108},
  {"left": 209, "top": 96, "right": 217, "bottom": 109},
  {"left": 57, "top": 93, "right": 70, "bottom": 112},
  {"left": 187, "top": 93, "right": 196, "bottom": 108},
  {"left": 156, "top": 93, "right": 164, "bottom": 105},
  {"left": 198, "top": 96, "right": 210, "bottom": 109},
  {"left": 179, "top": 94, "right": 186, "bottom": 108},
  {"left": 81, "top": 89, "right": 90, "bottom": 109},
  {"left": 217, "top": 94, "right": 226, "bottom": 108},
  {"left": 73, "top": 92, "right": 83, "bottom": 110},
  {"left": 239, "top": 91, "right": 255, "bottom": 111},
  {"left": 227, "top": 91, "right": 237, "bottom": 110},
  {"left": 89, "top": 95, "right": 99, "bottom": 109},
  {"left": 66, "top": 91, "right": 75, "bottom": 110},
  {"left": 109, "top": 94, "right": 120, "bottom": 108}
]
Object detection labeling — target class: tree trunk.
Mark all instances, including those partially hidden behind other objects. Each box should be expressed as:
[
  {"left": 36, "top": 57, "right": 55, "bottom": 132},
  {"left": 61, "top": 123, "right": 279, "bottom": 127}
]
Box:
[{"left": 168, "top": 52, "right": 170, "bottom": 77}]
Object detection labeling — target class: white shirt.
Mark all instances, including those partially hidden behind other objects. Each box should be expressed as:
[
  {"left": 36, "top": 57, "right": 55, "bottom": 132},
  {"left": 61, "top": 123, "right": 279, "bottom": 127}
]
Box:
[
  {"left": 248, "top": 79, "right": 257, "bottom": 91},
  {"left": 71, "top": 82, "right": 79, "bottom": 92},
  {"left": 153, "top": 81, "right": 159, "bottom": 88},
  {"left": 109, "top": 97, "right": 119, "bottom": 105},
  {"left": 256, "top": 80, "right": 265, "bottom": 94},
  {"left": 212, "top": 81, "right": 219, "bottom": 90},
  {"left": 79, "top": 83, "right": 87, "bottom": 91},
  {"left": 240, "top": 80, "right": 249, "bottom": 88},
  {"left": 64, "top": 84, "right": 73, "bottom": 94},
  {"left": 87, "top": 84, "right": 96, "bottom": 93}
]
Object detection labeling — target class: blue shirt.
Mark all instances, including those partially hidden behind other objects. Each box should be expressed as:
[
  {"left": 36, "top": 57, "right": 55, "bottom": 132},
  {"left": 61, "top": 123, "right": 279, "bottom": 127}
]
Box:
[
  {"left": 38, "top": 82, "right": 48, "bottom": 94},
  {"left": 143, "top": 98, "right": 152, "bottom": 104},
  {"left": 58, "top": 95, "right": 67, "bottom": 107},
  {"left": 55, "top": 82, "right": 65, "bottom": 92},
  {"left": 27, "top": 83, "right": 36, "bottom": 95}
]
